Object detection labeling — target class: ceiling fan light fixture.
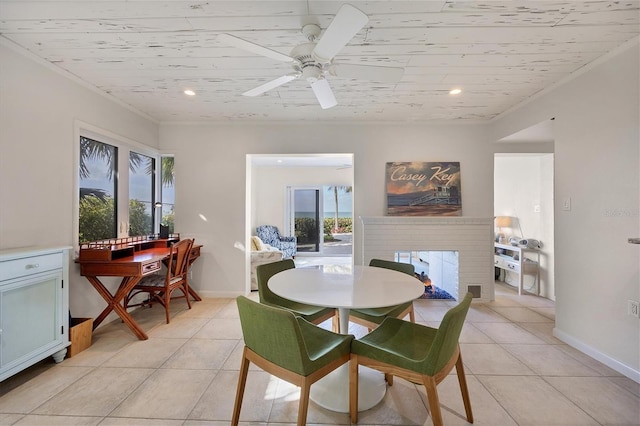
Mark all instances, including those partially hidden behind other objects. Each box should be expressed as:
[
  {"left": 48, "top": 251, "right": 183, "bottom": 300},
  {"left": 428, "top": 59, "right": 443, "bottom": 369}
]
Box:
[
  {"left": 184, "top": 89, "right": 196, "bottom": 96},
  {"left": 449, "top": 88, "right": 462, "bottom": 95},
  {"left": 219, "top": 3, "right": 401, "bottom": 110}
]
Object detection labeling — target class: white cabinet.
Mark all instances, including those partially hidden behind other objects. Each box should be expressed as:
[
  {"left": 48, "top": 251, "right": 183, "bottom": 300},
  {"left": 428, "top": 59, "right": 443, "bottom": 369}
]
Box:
[
  {"left": 494, "top": 243, "right": 539, "bottom": 295},
  {"left": 0, "top": 246, "right": 71, "bottom": 381}
]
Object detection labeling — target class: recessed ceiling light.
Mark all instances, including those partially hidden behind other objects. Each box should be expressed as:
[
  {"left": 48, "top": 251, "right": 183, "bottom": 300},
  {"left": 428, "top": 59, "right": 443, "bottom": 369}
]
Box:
[
  {"left": 184, "top": 89, "right": 196, "bottom": 96},
  {"left": 449, "top": 88, "right": 462, "bottom": 95}
]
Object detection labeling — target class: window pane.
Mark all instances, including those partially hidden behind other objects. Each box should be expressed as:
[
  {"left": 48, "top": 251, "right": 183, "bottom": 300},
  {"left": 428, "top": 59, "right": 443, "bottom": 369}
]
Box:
[
  {"left": 160, "top": 156, "right": 175, "bottom": 233},
  {"left": 129, "top": 151, "right": 155, "bottom": 237},
  {"left": 78, "top": 137, "right": 117, "bottom": 243}
]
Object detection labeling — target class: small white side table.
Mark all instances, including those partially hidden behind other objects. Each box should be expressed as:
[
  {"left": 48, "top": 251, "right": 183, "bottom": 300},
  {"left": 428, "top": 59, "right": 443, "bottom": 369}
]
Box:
[{"left": 494, "top": 243, "right": 540, "bottom": 295}]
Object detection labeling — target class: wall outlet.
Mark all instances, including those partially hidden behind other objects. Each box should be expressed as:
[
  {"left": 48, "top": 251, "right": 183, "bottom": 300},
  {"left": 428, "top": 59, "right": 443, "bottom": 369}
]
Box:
[{"left": 628, "top": 300, "right": 640, "bottom": 318}]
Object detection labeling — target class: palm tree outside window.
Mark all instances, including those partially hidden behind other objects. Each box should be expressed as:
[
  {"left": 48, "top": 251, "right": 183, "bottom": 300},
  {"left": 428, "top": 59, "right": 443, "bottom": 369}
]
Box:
[{"left": 78, "top": 136, "right": 173, "bottom": 243}]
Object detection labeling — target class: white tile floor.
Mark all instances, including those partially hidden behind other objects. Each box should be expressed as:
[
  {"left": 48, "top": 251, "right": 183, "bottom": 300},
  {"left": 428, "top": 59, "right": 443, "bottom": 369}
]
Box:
[{"left": 1, "top": 279, "right": 639, "bottom": 425}]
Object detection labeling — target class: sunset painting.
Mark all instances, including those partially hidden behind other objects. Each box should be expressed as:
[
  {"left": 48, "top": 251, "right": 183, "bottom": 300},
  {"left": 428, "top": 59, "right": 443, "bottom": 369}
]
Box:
[{"left": 386, "top": 162, "right": 462, "bottom": 216}]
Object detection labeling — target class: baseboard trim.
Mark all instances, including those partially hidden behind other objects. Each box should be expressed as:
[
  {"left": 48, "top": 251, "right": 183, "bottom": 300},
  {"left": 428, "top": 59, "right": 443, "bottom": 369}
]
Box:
[
  {"left": 553, "top": 327, "right": 640, "bottom": 384},
  {"left": 196, "top": 290, "right": 244, "bottom": 299}
]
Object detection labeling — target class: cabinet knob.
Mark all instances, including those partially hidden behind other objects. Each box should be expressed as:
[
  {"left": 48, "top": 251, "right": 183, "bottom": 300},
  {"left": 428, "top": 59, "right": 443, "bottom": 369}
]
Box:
[{"left": 25, "top": 263, "right": 40, "bottom": 270}]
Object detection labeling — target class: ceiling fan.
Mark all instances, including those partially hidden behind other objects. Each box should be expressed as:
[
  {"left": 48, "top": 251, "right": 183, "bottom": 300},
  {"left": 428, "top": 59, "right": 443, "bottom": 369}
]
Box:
[{"left": 218, "top": 4, "right": 404, "bottom": 109}]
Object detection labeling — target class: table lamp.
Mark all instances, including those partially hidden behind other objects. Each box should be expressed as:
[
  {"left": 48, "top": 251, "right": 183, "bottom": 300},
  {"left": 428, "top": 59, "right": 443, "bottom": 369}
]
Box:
[{"left": 494, "top": 216, "right": 512, "bottom": 243}]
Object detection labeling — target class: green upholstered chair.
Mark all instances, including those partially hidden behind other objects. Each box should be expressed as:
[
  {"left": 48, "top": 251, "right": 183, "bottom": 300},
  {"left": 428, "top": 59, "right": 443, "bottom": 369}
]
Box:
[
  {"left": 349, "top": 293, "right": 474, "bottom": 426},
  {"left": 233, "top": 296, "right": 353, "bottom": 426},
  {"left": 256, "top": 259, "right": 338, "bottom": 331},
  {"left": 348, "top": 258, "right": 417, "bottom": 330}
]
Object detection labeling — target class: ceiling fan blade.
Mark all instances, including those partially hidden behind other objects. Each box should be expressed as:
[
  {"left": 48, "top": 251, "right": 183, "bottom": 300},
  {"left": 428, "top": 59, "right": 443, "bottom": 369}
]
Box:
[
  {"left": 313, "top": 4, "right": 368, "bottom": 63},
  {"left": 242, "top": 74, "right": 298, "bottom": 97},
  {"left": 310, "top": 78, "right": 337, "bottom": 109},
  {"left": 332, "top": 63, "right": 404, "bottom": 83},
  {"left": 218, "top": 33, "right": 295, "bottom": 63}
]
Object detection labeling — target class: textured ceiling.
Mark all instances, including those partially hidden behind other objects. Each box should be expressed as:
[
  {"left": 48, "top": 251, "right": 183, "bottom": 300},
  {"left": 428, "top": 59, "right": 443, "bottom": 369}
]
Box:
[{"left": 1, "top": 1, "right": 638, "bottom": 123}]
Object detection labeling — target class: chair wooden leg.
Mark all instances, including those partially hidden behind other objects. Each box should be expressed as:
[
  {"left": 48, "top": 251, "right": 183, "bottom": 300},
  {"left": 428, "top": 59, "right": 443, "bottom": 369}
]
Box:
[
  {"left": 164, "top": 290, "right": 171, "bottom": 324},
  {"left": 298, "top": 378, "right": 311, "bottom": 426},
  {"left": 409, "top": 306, "right": 415, "bottom": 323},
  {"left": 332, "top": 314, "right": 339, "bottom": 333},
  {"left": 384, "top": 373, "right": 394, "bottom": 386},
  {"left": 184, "top": 283, "right": 192, "bottom": 310},
  {"left": 349, "top": 356, "right": 359, "bottom": 424},
  {"left": 455, "top": 353, "right": 473, "bottom": 423},
  {"left": 423, "top": 375, "right": 443, "bottom": 426},
  {"left": 232, "top": 350, "right": 251, "bottom": 425}
]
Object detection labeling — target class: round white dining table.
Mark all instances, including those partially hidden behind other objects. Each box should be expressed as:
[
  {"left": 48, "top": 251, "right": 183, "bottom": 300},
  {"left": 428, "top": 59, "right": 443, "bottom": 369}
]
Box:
[{"left": 268, "top": 264, "right": 425, "bottom": 413}]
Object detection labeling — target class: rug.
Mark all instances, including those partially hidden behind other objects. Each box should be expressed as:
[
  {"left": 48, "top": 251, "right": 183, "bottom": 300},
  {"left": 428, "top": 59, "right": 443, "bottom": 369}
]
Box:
[
  {"left": 415, "top": 273, "right": 455, "bottom": 299},
  {"left": 420, "top": 285, "right": 455, "bottom": 300}
]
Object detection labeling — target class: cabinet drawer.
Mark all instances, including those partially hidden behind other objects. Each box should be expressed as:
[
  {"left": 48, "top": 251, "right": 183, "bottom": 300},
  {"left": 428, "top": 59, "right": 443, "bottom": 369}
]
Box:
[
  {"left": 0, "top": 252, "right": 63, "bottom": 282},
  {"left": 504, "top": 260, "right": 520, "bottom": 273},
  {"left": 142, "top": 260, "right": 161, "bottom": 275},
  {"left": 494, "top": 256, "right": 520, "bottom": 273}
]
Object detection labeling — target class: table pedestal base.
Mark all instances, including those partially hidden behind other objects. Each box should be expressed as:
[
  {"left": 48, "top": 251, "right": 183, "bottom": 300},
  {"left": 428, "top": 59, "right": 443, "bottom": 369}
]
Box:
[{"left": 310, "top": 364, "right": 386, "bottom": 413}]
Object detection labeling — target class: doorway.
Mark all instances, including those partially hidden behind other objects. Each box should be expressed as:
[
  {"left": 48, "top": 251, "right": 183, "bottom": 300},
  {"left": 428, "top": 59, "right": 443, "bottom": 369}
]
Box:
[
  {"left": 247, "top": 154, "right": 354, "bottom": 290},
  {"left": 494, "top": 153, "right": 554, "bottom": 299}
]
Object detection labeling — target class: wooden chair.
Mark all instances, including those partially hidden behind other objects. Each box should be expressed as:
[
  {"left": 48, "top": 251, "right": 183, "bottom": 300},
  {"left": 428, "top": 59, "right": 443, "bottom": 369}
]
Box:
[
  {"left": 348, "top": 258, "right": 417, "bottom": 330},
  {"left": 349, "top": 293, "right": 474, "bottom": 425},
  {"left": 256, "top": 259, "right": 339, "bottom": 332},
  {"left": 233, "top": 296, "right": 353, "bottom": 425},
  {"left": 124, "top": 238, "right": 194, "bottom": 323}
]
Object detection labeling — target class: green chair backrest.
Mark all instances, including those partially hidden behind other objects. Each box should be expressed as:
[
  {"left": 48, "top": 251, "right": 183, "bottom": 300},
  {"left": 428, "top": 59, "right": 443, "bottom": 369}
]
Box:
[
  {"left": 422, "top": 292, "right": 473, "bottom": 375},
  {"left": 256, "top": 259, "right": 296, "bottom": 307},
  {"left": 236, "top": 295, "right": 310, "bottom": 375},
  {"left": 369, "top": 258, "right": 415, "bottom": 276}
]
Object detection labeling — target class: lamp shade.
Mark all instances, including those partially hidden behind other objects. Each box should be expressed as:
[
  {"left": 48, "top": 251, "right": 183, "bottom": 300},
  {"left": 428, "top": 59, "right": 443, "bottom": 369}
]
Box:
[{"left": 495, "top": 216, "right": 512, "bottom": 228}]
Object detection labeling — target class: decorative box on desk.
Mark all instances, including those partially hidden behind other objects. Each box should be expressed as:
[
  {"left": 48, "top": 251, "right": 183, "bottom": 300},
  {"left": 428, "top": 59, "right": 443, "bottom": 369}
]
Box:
[
  {"left": 494, "top": 242, "right": 540, "bottom": 295},
  {"left": 78, "top": 234, "right": 180, "bottom": 262}
]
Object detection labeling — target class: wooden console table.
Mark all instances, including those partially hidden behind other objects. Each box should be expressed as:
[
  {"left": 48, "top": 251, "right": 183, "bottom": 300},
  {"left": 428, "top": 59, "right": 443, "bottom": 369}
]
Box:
[{"left": 76, "top": 236, "right": 202, "bottom": 340}]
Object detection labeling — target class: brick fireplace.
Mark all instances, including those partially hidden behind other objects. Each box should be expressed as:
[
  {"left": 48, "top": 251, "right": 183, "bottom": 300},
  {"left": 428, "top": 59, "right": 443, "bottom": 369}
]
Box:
[{"left": 360, "top": 216, "right": 495, "bottom": 301}]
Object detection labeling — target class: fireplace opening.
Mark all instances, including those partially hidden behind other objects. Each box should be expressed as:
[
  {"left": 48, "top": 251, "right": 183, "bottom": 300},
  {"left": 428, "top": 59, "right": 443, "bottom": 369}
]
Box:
[{"left": 395, "top": 250, "right": 459, "bottom": 300}]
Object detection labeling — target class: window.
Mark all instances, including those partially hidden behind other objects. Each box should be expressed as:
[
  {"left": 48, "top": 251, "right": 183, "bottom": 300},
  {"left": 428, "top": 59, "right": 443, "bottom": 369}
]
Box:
[
  {"left": 77, "top": 129, "right": 162, "bottom": 244},
  {"left": 78, "top": 137, "right": 118, "bottom": 243},
  {"left": 129, "top": 151, "right": 155, "bottom": 237},
  {"left": 159, "top": 156, "right": 175, "bottom": 233}
]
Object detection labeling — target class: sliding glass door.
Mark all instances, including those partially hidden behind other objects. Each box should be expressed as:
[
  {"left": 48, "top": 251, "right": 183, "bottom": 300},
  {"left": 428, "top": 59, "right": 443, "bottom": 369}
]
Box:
[{"left": 289, "top": 188, "right": 322, "bottom": 253}]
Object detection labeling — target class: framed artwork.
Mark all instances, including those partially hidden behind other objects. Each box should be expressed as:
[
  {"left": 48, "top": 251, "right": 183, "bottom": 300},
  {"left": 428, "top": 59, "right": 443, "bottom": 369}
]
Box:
[{"left": 386, "top": 161, "right": 462, "bottom": 216}]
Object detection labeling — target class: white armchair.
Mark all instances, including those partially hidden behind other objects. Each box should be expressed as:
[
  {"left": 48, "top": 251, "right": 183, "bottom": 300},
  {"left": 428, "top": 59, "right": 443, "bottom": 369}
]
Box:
[{"left": 250, "top": 236, "right": 284, "bottom": 290}]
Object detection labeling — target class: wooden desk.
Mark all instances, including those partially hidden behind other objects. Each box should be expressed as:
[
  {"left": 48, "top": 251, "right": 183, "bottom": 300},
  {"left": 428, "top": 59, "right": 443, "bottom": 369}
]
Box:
[{"left": 76, "top": 237, "right": 202, "bottom": 340}]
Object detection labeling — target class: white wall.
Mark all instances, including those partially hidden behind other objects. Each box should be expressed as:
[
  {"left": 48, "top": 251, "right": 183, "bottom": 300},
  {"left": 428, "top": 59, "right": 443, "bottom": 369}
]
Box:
[
  {"left": 491, "top": 39, "right": 640, "bottom": 380},
  {"left": 0, "top": 43, "right": 159, "bottom": 321},
  {"left": 159, "top": 122, "right": 493, "bottom": 296},
  {"left": 495, "top": 154, "right": 555, "bottom": 299},
  {"left": 252, "top": 165, "right": 353, "bottom": 233}
]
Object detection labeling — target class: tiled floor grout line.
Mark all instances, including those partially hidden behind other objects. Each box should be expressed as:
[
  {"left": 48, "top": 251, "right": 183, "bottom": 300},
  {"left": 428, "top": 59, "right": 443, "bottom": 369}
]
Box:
[{"left": 1, "top": 280, "right": 638, "bottom": 425}]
